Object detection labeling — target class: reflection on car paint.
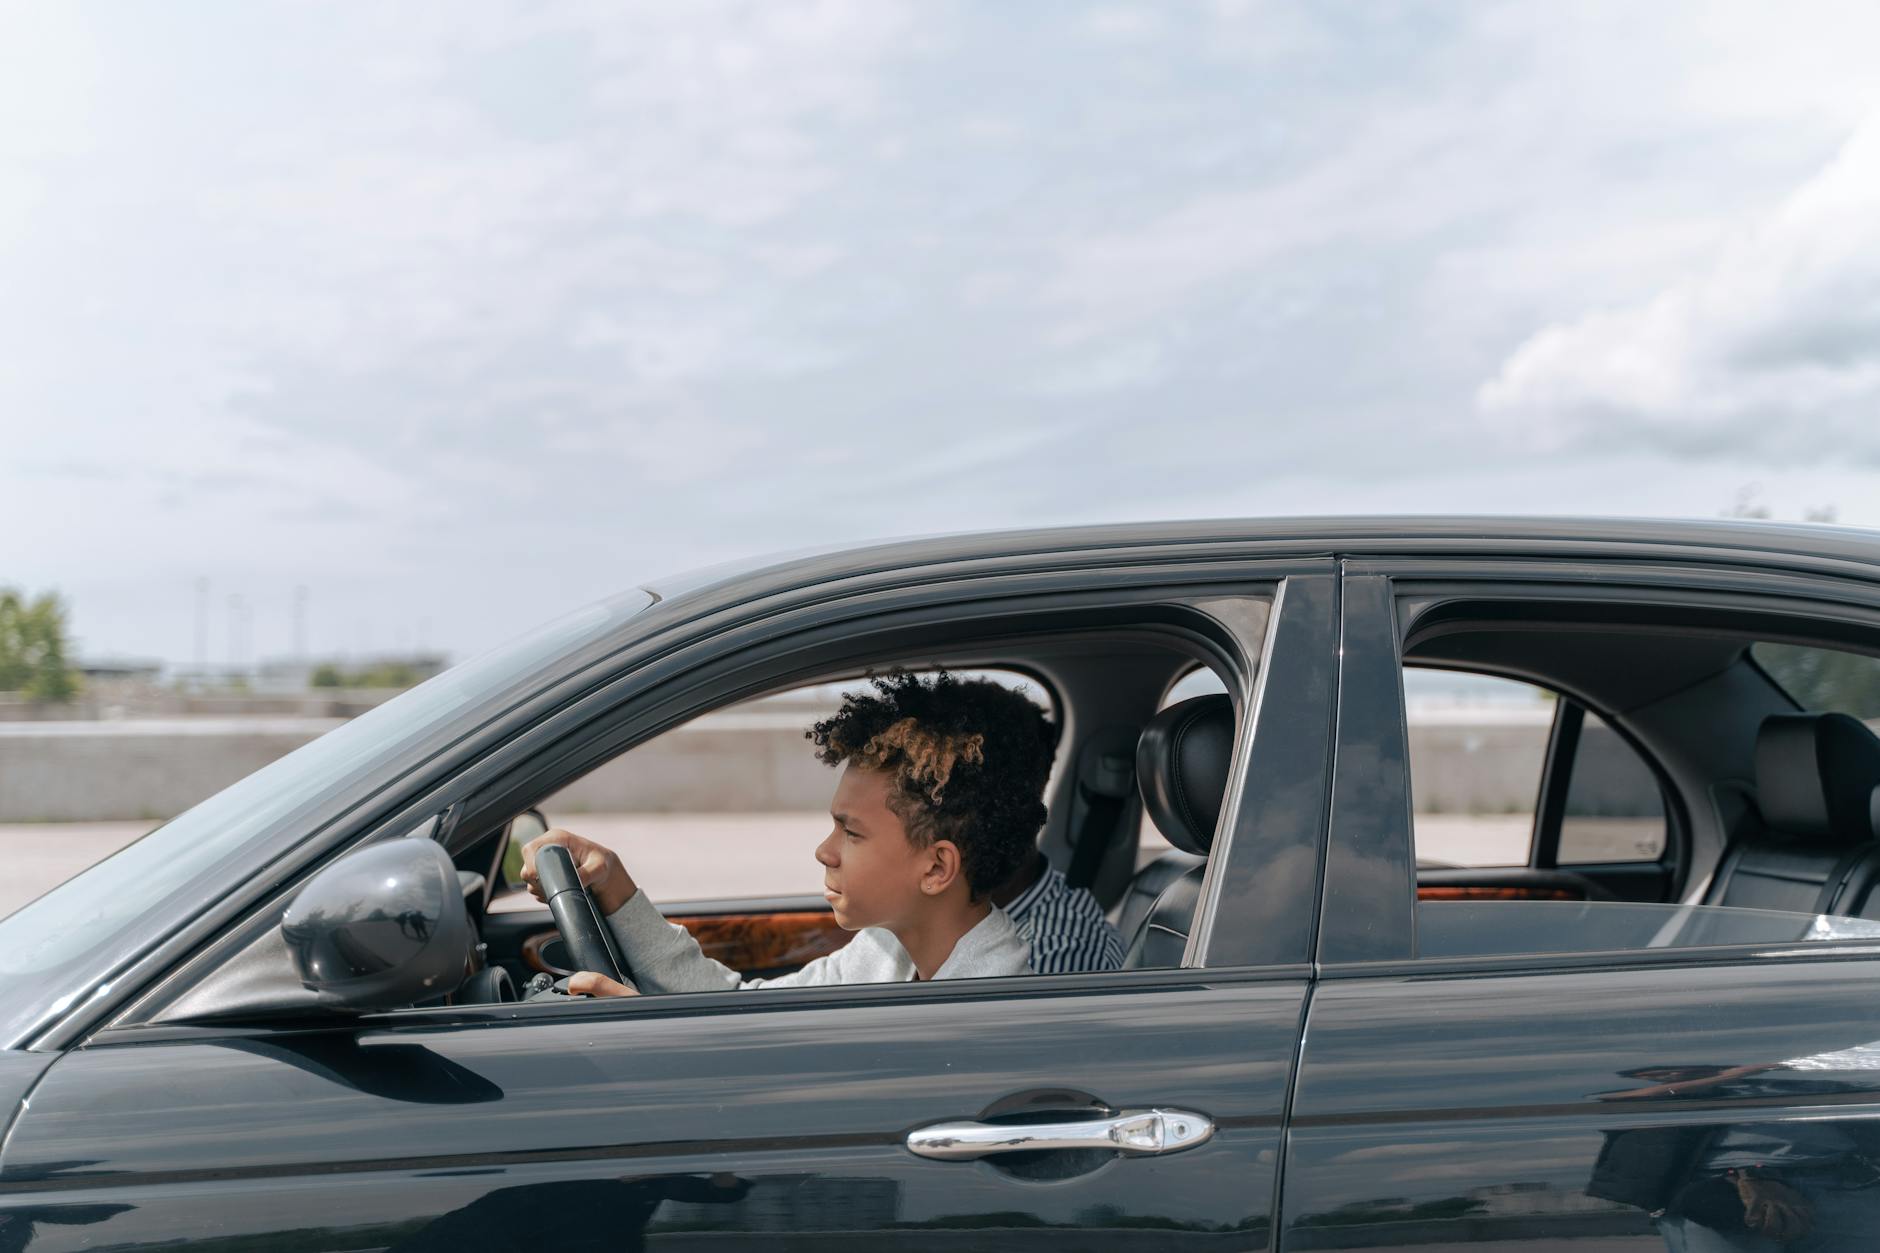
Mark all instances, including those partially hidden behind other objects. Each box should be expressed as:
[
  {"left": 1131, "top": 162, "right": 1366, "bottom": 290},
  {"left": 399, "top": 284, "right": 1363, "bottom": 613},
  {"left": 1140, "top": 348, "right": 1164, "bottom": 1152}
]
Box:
[{"left": 1286, "top": 958, "right": 1880, "bottom": 1251}]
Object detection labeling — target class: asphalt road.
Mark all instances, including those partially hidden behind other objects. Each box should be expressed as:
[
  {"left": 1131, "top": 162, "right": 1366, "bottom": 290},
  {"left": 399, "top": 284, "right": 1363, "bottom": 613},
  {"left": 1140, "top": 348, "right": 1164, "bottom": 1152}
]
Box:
[
  {"left": 0, "top": 811, "right": 1566, "bottom": 922},
  {"left": 0, "top": 812, "right": 839, "bottom": 920}
]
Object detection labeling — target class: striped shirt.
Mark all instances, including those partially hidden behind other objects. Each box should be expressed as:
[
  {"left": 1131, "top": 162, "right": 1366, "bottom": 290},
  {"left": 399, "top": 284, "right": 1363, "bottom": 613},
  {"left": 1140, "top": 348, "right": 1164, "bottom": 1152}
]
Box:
[{"left": 1004, "top": 864, "right": 1126, "bottom": 973}]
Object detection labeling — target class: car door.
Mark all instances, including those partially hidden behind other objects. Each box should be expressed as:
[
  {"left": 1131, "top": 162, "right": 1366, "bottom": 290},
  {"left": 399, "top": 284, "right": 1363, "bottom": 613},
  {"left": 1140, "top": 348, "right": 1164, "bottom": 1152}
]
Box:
[
  {"left": 3, "top": 979, "right": 1310, "bottom": 1250},
  {"left": 0, "top": 571, "right": 1340, "bottom": 1251},
  {"left": 1280, "top": 564, "right": 1880, "bottom": 1252}
]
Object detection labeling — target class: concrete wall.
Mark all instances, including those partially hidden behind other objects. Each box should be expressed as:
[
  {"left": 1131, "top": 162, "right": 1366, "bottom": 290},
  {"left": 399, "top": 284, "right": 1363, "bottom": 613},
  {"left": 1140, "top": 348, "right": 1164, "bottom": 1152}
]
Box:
[
  {"left": 1406, "top": 720, "right": 1665, "bottom": 818},
  {"left": 546, "top": 713, "right": 840, "bottom": 815},
  {"left": 1405, "top": 723, "right": 1549, "bottom": 815},
  {"left": 0, "top": 719, "right": 343, "bottom": 822},
  {"left": 0, "top": 706, "right": 1620, "bottom": 823},
  {"left": 0, "top": 687, "right": 400, "bottom": 722}
]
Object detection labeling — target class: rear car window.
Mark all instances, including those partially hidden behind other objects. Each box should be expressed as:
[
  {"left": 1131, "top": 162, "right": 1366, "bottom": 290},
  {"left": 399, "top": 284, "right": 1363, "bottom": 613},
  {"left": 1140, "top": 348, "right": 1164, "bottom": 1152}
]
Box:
[
  {"left": 1753, "top": 642, "right": 1880, "bottom": 723},
  {"left": 1557, "top": 710, "right": 1667, "bottom": 864}
]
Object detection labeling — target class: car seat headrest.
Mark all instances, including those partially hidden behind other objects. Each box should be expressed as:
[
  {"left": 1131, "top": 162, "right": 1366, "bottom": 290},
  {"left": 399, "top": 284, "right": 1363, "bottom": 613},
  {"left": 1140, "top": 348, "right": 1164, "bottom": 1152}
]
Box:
[
  {"left": 1136, "top": 694, "right": 1235, "bottom": 856},
  {"left": 1754, "top": 713, "right": 1880, "bottom": 845}
]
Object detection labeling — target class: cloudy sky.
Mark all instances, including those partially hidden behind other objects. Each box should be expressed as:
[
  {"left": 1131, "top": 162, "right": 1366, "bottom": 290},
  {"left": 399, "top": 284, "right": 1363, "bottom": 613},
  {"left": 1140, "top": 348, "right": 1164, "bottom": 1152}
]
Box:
[{"left": 5, "top": 1, "right": 1879, "bottom": 667}]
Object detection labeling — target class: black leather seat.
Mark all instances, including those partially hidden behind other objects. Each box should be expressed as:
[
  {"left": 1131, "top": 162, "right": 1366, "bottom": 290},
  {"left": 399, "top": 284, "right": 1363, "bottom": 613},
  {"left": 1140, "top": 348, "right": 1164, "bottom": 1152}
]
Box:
[
  {"left": 1704, "top": 713, "right": 1880, "bottom": 917},
  {"left": 1114, "top": 848, "right": 1205, "bottom": 943},
  {"left": 1121, "top": 694, "right": 1233, "bottom": 968}
]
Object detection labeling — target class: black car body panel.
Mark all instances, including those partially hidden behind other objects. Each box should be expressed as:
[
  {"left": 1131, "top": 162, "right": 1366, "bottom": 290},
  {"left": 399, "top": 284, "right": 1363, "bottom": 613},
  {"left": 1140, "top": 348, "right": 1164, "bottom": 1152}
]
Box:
[{"left": 1285, "top": 956, "right": 1880, "bottom": 1249}]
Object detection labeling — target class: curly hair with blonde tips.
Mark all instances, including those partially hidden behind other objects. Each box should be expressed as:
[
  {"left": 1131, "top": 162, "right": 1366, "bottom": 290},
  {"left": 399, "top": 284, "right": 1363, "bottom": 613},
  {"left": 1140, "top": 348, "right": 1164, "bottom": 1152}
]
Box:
[{"left": 808, "top": 669, "right": 1058, "bottom": 898}]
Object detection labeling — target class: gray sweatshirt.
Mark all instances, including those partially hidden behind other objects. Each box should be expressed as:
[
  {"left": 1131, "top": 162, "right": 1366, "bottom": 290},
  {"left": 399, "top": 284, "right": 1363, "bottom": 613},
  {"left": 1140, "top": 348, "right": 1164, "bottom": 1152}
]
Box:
[{"left": 602, "top": 890, "right": 1033, "bottom": 992}]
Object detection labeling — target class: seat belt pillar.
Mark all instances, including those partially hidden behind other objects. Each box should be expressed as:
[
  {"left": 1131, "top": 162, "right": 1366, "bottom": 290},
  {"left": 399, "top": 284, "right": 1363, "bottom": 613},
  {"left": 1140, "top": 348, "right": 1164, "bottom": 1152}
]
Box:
[{"left": 1068, "top": 750, "right": 1134, "bottom": 891}]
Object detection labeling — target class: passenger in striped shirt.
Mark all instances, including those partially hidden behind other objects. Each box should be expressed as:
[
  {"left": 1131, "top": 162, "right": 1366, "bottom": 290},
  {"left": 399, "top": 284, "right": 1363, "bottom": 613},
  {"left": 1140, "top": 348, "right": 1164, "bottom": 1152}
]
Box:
[{"left": 992, "top": 852, "right": 1125, "bottom": 973}]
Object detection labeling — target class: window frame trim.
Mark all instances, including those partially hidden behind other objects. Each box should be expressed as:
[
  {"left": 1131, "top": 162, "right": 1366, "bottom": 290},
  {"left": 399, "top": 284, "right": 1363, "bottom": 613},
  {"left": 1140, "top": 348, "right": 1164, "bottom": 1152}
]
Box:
[{"left": 1322, "top": 556, "right": 1880, "bottom": 967}]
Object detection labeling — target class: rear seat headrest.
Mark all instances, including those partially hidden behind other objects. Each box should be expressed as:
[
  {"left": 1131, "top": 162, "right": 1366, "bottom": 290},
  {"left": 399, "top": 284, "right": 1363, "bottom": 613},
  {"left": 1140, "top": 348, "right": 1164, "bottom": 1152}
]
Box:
[
  {"left": 1754, "top": 713, "right": 1880, "bottom": 845},
  {"left": 1137, "top": 694, "right": 1234, "bottom": 856}
]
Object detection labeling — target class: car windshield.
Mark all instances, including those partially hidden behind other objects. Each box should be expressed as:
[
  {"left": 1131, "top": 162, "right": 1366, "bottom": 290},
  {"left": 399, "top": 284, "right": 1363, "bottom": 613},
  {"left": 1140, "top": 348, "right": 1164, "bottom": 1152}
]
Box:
[{"left": 0, "top": 589, "right": 654, "bottom": 1047}]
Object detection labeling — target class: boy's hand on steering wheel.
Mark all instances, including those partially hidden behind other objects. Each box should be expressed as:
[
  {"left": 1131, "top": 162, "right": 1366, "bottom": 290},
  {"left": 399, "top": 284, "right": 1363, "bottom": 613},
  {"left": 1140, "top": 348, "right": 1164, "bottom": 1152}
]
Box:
[
  {"left": 519, "top": 828, "right": 637, "bottom": 916},
  {"left": 567, "top": 971, "right": 638, "bottom": 998}
]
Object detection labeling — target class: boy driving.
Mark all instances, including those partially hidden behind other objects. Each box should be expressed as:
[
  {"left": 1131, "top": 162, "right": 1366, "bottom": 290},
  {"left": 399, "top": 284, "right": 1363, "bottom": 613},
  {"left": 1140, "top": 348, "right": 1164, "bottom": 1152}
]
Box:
[{"left": 521, "top": 670, "right": 1053, "bottom": 992}]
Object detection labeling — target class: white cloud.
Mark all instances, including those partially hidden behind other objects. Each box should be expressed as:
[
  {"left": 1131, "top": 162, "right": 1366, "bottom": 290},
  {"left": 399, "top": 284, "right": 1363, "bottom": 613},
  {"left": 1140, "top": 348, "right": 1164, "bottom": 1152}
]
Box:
[
  {"left": 1085, "top": 6, "right": 1167, "bottom": 43},
  {"left": 0, "top": 2, "right": 96, "bottom": 250},
  {"left": 1478, "top": 112, "right": 1880, "bottom": 458}
]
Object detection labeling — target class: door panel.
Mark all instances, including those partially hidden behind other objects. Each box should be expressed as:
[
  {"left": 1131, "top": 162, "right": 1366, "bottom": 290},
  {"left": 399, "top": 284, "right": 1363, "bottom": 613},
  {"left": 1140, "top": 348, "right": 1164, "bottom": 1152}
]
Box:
[
  {"left": 1, "top": 978, "right": 1304, "bottom": 1249},
  {"left": 1281, "top": 958, "right": 1880, "bottom": 1250}
]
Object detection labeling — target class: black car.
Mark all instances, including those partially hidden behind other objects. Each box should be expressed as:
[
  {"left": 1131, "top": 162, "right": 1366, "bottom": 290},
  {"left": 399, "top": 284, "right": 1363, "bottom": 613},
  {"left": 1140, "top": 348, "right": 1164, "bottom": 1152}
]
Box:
[{"left": 4, "top": 517, "right": 1880, "bottom": 1251}]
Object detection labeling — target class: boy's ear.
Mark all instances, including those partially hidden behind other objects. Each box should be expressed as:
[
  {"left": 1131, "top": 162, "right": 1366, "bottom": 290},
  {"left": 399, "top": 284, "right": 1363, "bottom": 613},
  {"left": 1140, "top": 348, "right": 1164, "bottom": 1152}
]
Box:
[{"left": 920, "top": 840, "right": 964, "bottom": 895}]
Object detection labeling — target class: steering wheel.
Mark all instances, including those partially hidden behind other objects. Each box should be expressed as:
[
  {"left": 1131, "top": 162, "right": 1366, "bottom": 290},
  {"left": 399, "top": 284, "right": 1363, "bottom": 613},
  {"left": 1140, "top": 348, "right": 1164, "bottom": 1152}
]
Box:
[{"left": 534, "top": 844, "right": 633, "bottom": 989}]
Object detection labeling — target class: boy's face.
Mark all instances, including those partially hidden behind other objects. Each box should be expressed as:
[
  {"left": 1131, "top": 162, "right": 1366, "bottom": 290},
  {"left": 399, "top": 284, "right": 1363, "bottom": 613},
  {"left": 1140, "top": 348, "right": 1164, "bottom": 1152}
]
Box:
[{"left": 816, "top": 763, "right": 947, "bottom": 931}]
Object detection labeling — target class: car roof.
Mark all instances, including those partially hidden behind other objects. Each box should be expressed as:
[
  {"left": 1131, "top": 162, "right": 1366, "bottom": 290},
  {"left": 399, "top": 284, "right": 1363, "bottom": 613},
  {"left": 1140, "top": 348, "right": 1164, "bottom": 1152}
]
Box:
[{"left": 642, "top": 515, "right": 1880, "bottom": 606}]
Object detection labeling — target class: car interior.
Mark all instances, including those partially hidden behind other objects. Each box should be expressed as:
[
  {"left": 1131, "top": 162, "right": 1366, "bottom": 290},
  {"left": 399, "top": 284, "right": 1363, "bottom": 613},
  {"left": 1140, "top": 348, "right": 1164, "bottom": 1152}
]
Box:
[{"left": 1396, "top": 597, "right": 1880, "bottom": 958}]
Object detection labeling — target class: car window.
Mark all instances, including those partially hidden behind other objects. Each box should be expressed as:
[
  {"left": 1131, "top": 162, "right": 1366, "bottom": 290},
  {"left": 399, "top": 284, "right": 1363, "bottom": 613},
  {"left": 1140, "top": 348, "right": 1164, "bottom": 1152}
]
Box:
[
  {"left": 1404, "top": 670, "right": 1549, "bottom": 868},
  {"left": 1557, "top": 710, "right": 1668, "bottom": 864},
  {"left": 1753, "top": 641, "right": 1880, "bottom": 724},
  {"left": 488, "top": 663, "right": 1231, "bottom": 992},
  {"left": 1401, "top": 672, "right": 1666, "bottom": 869}
]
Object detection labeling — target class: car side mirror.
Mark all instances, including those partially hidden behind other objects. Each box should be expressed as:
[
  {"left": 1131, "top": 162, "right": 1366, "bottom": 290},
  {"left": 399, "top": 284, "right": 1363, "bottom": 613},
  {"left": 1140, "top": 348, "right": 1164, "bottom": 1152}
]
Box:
[
  {"left": 500, "top": 807, "right": 549, "bottom": 888},
  {"left": 280, "top": 838, "right": 472, "bottom": 1012}
]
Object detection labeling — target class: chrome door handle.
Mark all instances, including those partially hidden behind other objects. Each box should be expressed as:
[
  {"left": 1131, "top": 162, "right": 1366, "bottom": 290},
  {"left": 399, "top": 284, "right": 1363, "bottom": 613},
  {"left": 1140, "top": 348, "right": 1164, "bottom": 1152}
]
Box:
[{"left": 906, "top": 1107, "right": 1214, "bottom": 1161}]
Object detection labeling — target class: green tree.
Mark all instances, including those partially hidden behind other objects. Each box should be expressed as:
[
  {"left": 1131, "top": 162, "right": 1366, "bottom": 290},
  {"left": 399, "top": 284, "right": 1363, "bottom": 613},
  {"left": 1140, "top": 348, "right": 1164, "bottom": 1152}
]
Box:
[
  {"left": 356, "top": 661, "right": 420, "bottom": 688},
  {"left": 0, "top": 589, "right": 80, "bottom": 702},
  {"left": 308, "top": 661, "right": 423, "bottom": 690}
]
